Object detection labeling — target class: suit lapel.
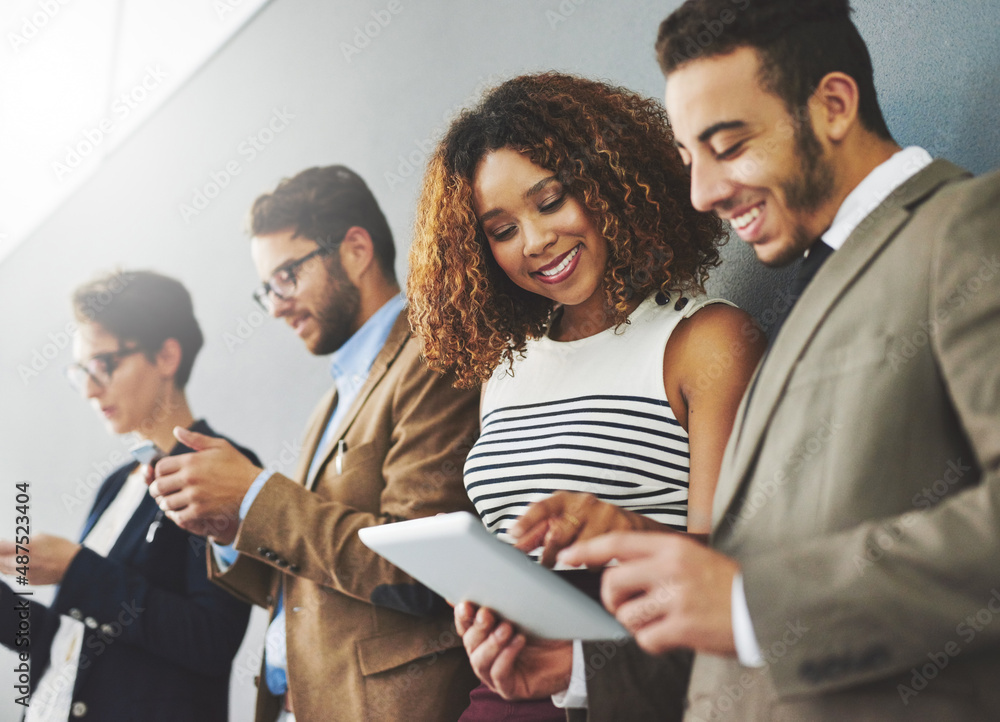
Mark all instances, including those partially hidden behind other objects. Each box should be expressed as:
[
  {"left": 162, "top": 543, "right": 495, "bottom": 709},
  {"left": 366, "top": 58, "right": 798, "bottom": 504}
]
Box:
[
  {"left": 106, "top": 494, "right": 161, "bottom": 557},
  {"left": 79, "top": 471, "right": 131, "bottom": 541},
  {"left": 713, "top": 160, "right": 969, "bottom": 528},
  {"left": 304, "top": 311, "right": 410, "bottom": 490},
  {"left": 297, "top": 387, "right": 338, "bottom": 486}
]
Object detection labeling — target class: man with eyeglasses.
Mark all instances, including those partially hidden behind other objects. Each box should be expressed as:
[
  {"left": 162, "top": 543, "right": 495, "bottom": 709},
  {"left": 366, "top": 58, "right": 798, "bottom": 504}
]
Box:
[{"left": 148, "top": 166, "right": 480, "bottom": 721}]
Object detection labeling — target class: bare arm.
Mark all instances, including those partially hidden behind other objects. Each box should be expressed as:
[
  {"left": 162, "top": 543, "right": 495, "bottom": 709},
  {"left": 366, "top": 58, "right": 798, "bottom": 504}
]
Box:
[{"left": 663, "top": 303, "right": 765, "bottom": 533}]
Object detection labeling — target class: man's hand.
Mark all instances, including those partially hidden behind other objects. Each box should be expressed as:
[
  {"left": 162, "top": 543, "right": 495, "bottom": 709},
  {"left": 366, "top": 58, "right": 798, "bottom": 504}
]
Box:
[
  {"left": 148, "top": 426, "right": 261, "bottom": 545},
  {"left": 455, "top": 601, "right": 573, "bottom": 700},
  {"left": 510, "top": 491, "right": 667, "bottom": 568},
  {"left": 0, "top": 534, "right": 81, "bottom": 586},
  {"left": 559, "top": 531, "right": 739, "bottom": 657}
]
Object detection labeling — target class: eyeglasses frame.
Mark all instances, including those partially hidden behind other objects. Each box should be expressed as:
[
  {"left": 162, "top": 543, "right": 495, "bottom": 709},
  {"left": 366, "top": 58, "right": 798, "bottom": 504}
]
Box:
[
  {"left": 64, "top": 346, "right": 146, "bottom": 392},
  {"left": 251, "top": 245, "right": 333, "bottom": 312}
]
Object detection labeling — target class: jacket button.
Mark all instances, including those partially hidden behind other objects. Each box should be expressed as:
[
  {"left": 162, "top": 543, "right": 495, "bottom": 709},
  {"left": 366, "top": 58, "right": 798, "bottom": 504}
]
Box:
[
  {"left": 265, "top": 595, "right": 274, "bottom": 605},
  {"left": 71, "top": 701, "right": 87, "bottom": 717},
  {"left": 69, "top": 608, "right": 83, "bottom": 620},
  {"left": 100, "top": 624, "right": 115, "bottom": 635},
  {"left": 257, "top": 546, "right": 269, "bottom": 554},
  {"left": 84, "top": 617, "right": 98, "bottom": 629},
  {"left": 288, "top": 564, "right": 300, "bottom": 574},
  {"left": 275, "top": 559, "right": 288, "bottom": 568}
]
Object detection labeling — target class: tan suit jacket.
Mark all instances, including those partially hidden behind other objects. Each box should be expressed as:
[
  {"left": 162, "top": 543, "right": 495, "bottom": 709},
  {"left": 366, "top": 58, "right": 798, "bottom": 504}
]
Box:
[
  {"left": 209, "top": 311, "right": 480, "bottom": 721},
  {"left": 683, "top": 161, "right": 1000, "bottom": 720}
]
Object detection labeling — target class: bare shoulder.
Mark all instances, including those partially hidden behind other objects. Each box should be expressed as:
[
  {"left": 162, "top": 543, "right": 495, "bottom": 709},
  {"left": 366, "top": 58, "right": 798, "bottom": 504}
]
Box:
[
  {"left": 668, "top": 303, "right": 764, "bottom": 365},
  {"left": 664, "top": 303, "right": 766, "bottom": 398}
]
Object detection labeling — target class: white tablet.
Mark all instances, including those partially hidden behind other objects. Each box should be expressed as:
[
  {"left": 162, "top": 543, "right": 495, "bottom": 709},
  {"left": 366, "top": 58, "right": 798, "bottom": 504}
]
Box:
[{"left": 359, "top": 511, "right": 629, "bottom": 641}]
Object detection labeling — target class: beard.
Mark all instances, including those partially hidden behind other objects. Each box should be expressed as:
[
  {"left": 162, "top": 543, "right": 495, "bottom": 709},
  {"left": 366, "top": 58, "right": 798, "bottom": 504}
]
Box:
[
  {"left": 766, "top": 119, "right": 837, "bottom": 267},
  {"left": 309, "top": 258, "right": 362, "bottom": 355}
]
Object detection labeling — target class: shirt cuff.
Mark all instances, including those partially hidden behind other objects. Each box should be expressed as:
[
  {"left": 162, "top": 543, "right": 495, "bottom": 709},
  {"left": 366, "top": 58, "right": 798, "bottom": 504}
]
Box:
[
  {"left": 551, "top": 639, "right": 589, "bottom": 709},
  {"left": 732, "top": 573, "right": 766, "bottom": 667},
  {"left": 240, "top": 469, "right": 273, "bottom": 520},
  {"left": 211, "top": 541, "right": 239, "bottom": 571}
]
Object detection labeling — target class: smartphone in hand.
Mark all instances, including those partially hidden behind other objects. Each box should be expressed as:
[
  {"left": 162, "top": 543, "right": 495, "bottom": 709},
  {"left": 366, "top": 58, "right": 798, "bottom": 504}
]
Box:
[{"left": 129, "top": 440, "right": 163, "bottom": 466}]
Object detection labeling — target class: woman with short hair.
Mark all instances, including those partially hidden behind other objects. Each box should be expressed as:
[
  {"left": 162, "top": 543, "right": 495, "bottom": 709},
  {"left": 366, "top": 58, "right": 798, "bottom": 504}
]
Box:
[{"left": 0, "top": 270, "right": 257, "bottom": 721}]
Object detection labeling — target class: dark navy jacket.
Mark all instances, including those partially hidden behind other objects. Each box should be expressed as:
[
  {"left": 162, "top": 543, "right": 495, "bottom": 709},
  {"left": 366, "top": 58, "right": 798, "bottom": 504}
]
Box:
[{"left": 1, "top": 420, "right": 256, "bottom": 721}]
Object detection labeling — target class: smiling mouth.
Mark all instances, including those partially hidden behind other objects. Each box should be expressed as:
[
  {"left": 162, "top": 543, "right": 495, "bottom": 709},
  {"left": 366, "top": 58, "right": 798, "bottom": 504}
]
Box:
[
  {"left": 534, "top": 245, "right": 581, "bottom": 282},
  {"left": 730, "top": 202, "right": 764, "bottom": 231}
]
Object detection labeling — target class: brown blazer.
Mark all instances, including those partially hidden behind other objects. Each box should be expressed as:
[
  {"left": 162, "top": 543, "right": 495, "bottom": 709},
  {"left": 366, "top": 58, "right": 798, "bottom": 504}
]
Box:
[
  {"left": 681, "top": 161, "right": 1000, "bottom": 720},
  {"left": 209, "top": 311, "right": 480, "bottom": 721}
]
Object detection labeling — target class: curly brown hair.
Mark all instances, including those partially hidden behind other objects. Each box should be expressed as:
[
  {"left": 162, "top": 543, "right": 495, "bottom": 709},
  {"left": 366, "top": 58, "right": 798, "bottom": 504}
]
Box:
[{"left": 408, "top": 72, "right": 725, "bottom": 388}]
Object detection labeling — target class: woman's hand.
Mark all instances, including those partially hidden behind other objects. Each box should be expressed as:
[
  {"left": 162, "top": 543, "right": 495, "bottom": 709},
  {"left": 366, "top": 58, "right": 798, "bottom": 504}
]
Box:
[
  {"left": 510, "top": 491, "right": 667, "bottom": 567},
  {"left": 455, "top": 601, "right": 573, "bottom": 700},
  {"left": 0, "top": 533, "right": 82, "bottom": 586}
]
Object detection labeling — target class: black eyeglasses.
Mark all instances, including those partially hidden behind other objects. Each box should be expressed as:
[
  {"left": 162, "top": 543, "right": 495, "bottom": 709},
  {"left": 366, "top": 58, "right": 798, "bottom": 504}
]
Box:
[
  {"left": 252, "top": 246, "right": 330, "bottom": 312},
  {"left": 65, "top": 347, "right": 145, "bottom": 392}
]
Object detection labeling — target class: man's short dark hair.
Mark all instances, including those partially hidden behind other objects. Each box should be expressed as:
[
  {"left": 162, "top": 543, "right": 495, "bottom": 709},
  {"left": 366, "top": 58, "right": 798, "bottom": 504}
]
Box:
[
  {"left": 249, "top": 165, "right": 396, "bottom": 281},
  {"left": 72, "top": 270, "right": 204, "bottom": 390},
  {"left": 656, "top": 0, "right": 893, "bottom": 141}
]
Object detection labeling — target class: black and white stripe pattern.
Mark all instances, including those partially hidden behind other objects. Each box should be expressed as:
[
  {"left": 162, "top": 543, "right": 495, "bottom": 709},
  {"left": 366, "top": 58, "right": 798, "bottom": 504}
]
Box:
[{"left": 465, "top": 393, "right": 690, "bottom": 546}]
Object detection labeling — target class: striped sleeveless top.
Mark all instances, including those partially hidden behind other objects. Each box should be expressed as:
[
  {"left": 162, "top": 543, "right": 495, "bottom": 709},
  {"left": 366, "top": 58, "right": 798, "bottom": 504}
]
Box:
[{"left": 464, "top": 292, "right": 733, "bottom": 555}]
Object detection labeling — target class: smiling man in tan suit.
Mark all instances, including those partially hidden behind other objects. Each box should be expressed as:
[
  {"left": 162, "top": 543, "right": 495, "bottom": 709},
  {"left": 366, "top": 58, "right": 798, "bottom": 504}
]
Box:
[
  {"left": 563, "top": 1, "right": 1000, "bottom": 720},
  {"left": 149, "top": 166, "right": 479, "bottom": 721}
]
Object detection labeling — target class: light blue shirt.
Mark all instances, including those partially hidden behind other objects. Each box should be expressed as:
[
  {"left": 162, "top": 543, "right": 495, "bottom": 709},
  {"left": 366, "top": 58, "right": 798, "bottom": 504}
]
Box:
[{"left": 214, "top": 294, "right": 405, "bottom": 695}]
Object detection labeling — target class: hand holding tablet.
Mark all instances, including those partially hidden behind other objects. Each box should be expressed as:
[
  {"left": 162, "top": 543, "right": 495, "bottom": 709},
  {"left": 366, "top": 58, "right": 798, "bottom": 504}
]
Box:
[{"left": 358, "top": 511, "right": 628, "bottom": 641}]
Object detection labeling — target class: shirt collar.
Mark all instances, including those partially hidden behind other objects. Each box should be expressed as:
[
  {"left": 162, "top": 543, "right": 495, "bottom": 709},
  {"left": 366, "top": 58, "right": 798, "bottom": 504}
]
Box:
[
  {"left": 329, "top": 293, "right": 405, "bottom": 397},
  {"left": 821, "top": 146, "right": 933, "bottom": 252}
]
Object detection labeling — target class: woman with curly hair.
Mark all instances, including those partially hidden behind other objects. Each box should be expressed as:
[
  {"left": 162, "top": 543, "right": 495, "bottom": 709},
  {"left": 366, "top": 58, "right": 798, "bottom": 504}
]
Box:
[{"left": 408, "top": 72, "right": 765, "bottom": 720}]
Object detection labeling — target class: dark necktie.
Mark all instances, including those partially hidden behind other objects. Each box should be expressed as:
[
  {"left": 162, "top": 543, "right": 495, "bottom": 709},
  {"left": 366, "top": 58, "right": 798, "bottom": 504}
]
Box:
[
  {"left": 743, "top": 239, "right": 834, "bottom": 414},
  {"left": 767, "top": 239, "right": 834, "bottom": 349}
]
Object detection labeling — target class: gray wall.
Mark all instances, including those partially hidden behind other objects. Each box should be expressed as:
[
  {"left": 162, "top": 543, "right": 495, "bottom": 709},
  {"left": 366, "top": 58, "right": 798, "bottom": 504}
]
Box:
[{"left": 1, "top": 1, "right": 997, "bottom": 719}]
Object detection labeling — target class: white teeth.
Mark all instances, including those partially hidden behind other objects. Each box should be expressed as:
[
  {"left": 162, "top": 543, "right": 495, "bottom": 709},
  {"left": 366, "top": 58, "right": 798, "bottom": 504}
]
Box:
[
  {"left": 539, "top": 246, "right": 580, "bottom": 277},
  {"left": 731, "top": 205, "right": 762, "bottom": 230}
]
